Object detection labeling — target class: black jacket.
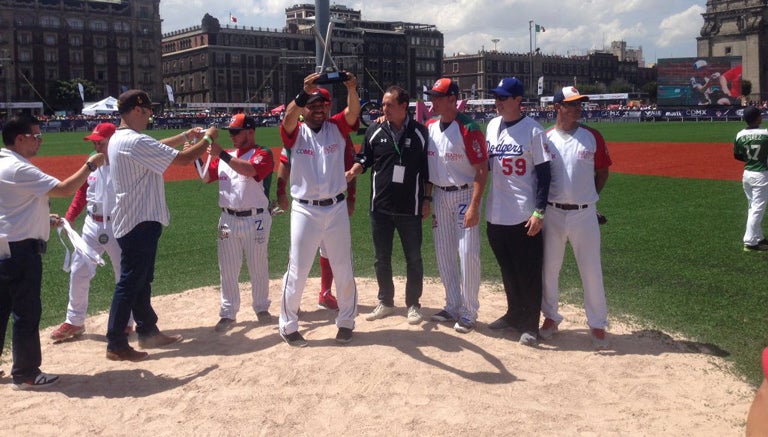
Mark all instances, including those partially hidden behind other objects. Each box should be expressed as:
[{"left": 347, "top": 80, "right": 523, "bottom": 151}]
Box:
[{"left": 356, "top": 117, "right": 429, "bottom": 216}]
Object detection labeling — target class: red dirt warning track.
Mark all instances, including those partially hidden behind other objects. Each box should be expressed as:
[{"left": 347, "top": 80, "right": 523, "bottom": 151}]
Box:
[{"left": 32, "top": 143, "right": 741, "bottom": 182}]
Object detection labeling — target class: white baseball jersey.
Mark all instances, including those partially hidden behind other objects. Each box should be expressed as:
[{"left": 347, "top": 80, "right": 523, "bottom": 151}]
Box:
[
  {"left": 209, "top": 148, "right": 272, "bottom": 210},
  {"left": 546, "top": 125, "right": 611, "bottom": 205},
  {"left": 0, "top": 147, "right": 60, "bottom": 242},
  {"left": 108, "top": 128, "right": 178, "bottom": 238},
  {"left": 426, "top": 113, "right": 487, "bottom": 187},
  {"left": 280, "top": 112, "right": 352, "bottom": 200},
  {"left": 485, "top": 115, "right": 551, "bottom": 226}
]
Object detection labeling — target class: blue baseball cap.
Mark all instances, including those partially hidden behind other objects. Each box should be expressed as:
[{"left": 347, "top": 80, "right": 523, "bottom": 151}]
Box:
[{"left": 490, "top": 77, "right": 524, "bottom": 97}]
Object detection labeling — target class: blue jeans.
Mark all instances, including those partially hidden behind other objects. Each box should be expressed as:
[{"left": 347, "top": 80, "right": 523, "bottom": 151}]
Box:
[
  {"left": 106, "top": 221, "right": 162, "bottom": 351},
  {"left": 370, "top": 211, "right": 423, "bottom": 308},
  {"left": 0, "top": 239, "right": 44, "bottom": 382}
]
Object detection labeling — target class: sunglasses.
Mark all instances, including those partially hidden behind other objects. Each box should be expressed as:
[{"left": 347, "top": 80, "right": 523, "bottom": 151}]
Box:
[
  {"left": 494, "top": 95, "right": 510, "bottom": 101},
  {"left": 24, "top": 133, "right": 43, "bottom": 140},
  {"left": 228, "top": 128, "right": 244, "bottom": 136},
  {"left": 561, "top": 101, "right": 583, "bottom": 107}
]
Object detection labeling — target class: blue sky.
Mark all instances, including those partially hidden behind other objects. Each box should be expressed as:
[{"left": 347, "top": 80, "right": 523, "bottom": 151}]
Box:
[{"left": 160, "top": 0, "right": 705, "bottom": 65}]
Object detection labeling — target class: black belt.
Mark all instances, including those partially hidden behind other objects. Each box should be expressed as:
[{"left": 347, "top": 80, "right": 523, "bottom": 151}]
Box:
[
  {"left": 9, "top": 238, "right": 47, "bottom": 254},
  {"left": 548, "top": 202, "right": 589, "bottom": 211},
  {"left": 436, "top": 184, "right": 469, "bottom": 192},
  {"left": 222, "top": 208, "right": 264, "bottom": 217},
  {"left": 88, "top": 212, "right": 110, "bottom": 222},
  {"left": 297, "top": 193, "right": 345, "bottom": 207}
]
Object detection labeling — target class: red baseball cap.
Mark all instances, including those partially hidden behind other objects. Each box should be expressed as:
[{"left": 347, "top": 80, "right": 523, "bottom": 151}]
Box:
[
  {"left": 228, "top": 113, "right": 257, "bottom": 130},
  {"left": 83, "top": 122, "right": 116, "bottom": 141},
  {"left": 425, "top": 78, "right": 459, "bottom": 97},
  {"left": 307, "top": 88, "right": 331, "bottom": 104}
]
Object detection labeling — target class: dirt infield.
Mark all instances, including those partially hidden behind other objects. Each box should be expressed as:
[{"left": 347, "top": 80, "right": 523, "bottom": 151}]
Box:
[
  {"left": 608, "top": 141, "right": 741, "bottom": 181},
  {"left": 33, "top": 142, "right": 741, "bottom": 182}
]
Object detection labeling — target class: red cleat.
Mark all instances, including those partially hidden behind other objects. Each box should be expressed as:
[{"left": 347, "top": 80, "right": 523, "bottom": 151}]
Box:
[{"left": 318, "top": 289, "right": 338, "bottom": 310}]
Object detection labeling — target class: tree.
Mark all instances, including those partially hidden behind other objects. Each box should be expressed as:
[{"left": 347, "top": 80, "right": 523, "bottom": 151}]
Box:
[
  {"left": 641, "top": 81, "right": 657, "bottom": 102},
  {"left": 608, "top": 78, "right": 633, "bottom": 93},
  {"left": 741, "top": 79, "right": 752, "bottom": 98},
  {"left": 49, "top": 79, "right": 100, "bottom": 113}
]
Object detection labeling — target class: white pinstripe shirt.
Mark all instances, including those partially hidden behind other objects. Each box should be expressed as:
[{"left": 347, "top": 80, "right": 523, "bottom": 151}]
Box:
[{"left": 107, "top": 128, "right": 178, "bottom": 238}]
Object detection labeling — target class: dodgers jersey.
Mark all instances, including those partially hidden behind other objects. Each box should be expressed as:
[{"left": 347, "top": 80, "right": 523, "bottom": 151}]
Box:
[
  {"left": 207, "top": 147, "right": 274, "bottom": 210},
  {"left": 280, "top": 111, "right": 354, "bottom": 200},
  {"left": 426, "top": 113, "right": 487, "bottom": 187},
  {"left": 546, "top": 124, "right": 612, "bottom": 205},
  {"left": 485, "top": 116, "right": 552, "bottom": 225}
]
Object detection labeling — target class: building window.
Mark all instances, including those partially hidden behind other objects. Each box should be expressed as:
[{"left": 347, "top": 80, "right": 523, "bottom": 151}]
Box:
[
  {"left": 117, "top": 38, "right": 129, "bottom": 50},
  {"left": 44, "top": 50, "right": 57, "bottom": 63},
  {"left": 67, "top": 18, "right": 84, "bottom": 30},
  {"left": 47, "top": 68, "right": 57, "bottom": 80},
  {"left": 453, "top": 62, "right": 459, "bottom": 73},
  {"left": 18, "top": 50, "right": 31, "bottom": 62},
  {"left": 96, "top": 70, "right": 106, "bottom": 81},
  {"left": 89, "top": 20, "right": 107, "bottom": 32},
  {"left": 114, "top": 21, "right": 130, "bottom": 33},
  {"left": 69, "top": 35, "right": 82, "bottom": 47},
  {"left": 94, "top": 37, "right": 106, "bottom": 49},
  {"left": 17, "top": 33, "right": 32, "bottom": 45},
  {"left": 118, "top": 54, "right": 129, "bottom": 66},
  {"left": 725, "top": 46, "right": 732, "bottom": 55},
  {"left": 71, "top": 69, "right": 83, "bottom": 79},
  {"left": 40, "top": 16, "right": 60, "bottom": 28},
  {"left": 44, "top": 34, "right": 57, "bottom": 46},
  {"left": 94, "top": 53, "right": 106, "bottom": 65}
]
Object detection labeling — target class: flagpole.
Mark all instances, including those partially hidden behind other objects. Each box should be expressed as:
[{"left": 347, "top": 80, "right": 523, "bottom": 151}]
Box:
[{"left": 529, "top": 20, "right": 533, "bottom": 98}]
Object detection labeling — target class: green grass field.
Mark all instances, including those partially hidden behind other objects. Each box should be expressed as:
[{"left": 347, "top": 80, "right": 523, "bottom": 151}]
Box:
[{"left": 6, "top": 120, "right": 767, "bottom": 387}]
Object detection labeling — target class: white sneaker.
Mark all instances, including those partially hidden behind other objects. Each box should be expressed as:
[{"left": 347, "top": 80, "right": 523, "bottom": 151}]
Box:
[
  {"left": 407, "top": 305, "right": 423, "bottom": 325},
  {"left": 519, "top": 332, "right": 538, "bottom": 347},
  {"left": 12, "top": 373, "right": 59, "bottom": 390},
  {"left": 590, "top": 328, "right": 610, "bottom": 350},
  {"left": 365, "top": 303, "right": 395, "bottom": 321},
  {"left": 539, "top": 318, "right": 560, "bottom": 340}
]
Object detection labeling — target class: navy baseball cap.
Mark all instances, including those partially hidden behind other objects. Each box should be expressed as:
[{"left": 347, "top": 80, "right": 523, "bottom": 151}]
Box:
[
  {"left": 491, "top": 77, "right": 524, "bottom": 97},
  {"left": 553, "top": 86, "right": 589, "bottom": 105},
  {"left": 743, "top": 106, "right": 762, "bottom": 124}
]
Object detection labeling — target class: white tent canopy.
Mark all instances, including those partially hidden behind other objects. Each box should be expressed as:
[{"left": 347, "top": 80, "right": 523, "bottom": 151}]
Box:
[{"left": 81, "top": 96, "right": 118, "bottom": 116}]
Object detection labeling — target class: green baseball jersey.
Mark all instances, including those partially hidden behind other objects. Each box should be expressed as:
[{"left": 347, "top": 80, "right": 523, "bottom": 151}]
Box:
[{"left": 734, "top": 128, "right": 768, "bottom": 172}]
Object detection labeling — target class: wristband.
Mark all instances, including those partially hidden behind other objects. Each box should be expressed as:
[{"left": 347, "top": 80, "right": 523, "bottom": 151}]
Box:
[
  {"left": 532, "top": 210, "right": 544, "bottom": 219},
  {"left": 219, "top": 151, "right": 232, "bottom": 164},
  {"left": 294, "top": 91, "right": 310, "bottom": 108},
  {"left": 422, "top": 195, "right": 433, "bottom": 202},
  {"left": 203, "top": 135, "right": 213, "bottom": 145}
]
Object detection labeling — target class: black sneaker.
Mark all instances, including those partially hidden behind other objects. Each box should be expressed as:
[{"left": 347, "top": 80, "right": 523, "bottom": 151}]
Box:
[
  {"left": 744, "top": 244, "right": 768, "bottom": 252},
  {"left": 430, "top": 310, "right": 455, "bottom": 323},
  {"left": 12, "top": 373, "right": 59, "bottom": 390},
  {"left": 256, "top": 311, "right": 272, "bottom": 324},
  {"left": 335, "top": 327, "right": 353, "bottom": 344},
  {"left": 280, "top": 330, "right": 308, "bottom": 347},
  {"left": 487, "top": 316, "right": 512, "bottom": 330},
  {"left": 214, "top": 318, "right": 236, "bottom": 333}
]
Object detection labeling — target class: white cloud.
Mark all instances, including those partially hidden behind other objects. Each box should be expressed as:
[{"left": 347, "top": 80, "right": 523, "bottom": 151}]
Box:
[{"left": 160, "top": 0, "right": 706, "bottom": 61}]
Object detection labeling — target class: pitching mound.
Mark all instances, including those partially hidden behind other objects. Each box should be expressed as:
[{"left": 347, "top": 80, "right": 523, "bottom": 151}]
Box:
[{"left": 1, "top": 278, "right": 753, "bottom": 435}]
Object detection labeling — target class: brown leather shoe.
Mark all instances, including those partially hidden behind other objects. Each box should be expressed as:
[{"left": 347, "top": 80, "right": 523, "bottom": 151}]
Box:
[
  {"left": 138, "top": 332, "right": 183, "bottom": 349},
  {"left": 106, "top": 346, "right": 149, "bottom": 362}
]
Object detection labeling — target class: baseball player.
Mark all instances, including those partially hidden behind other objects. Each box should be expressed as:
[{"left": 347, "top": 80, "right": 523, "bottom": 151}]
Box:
[
  {"left": 734, "top": 106, "right": 768, "bottom": 251},
  {"left": 50, "top": 123, "right": 136, "bottom": 342},
  {"left": 484, "top": 78, "right": 551, "bottom": 347},
  {"left": 424, "top": 78, "right": 488, "bottom": 333},
  {"left": 195, "top": 114, "right": 274, "bottom": 332},
  {"left": 278, "top": 72, "right": 360, "bottom": 346},
  {"left": 541, "top": 86, "right": 612, "bottom": 350},
  {"left": 276, "top": 134, "right": 358, "bottom": 310}
]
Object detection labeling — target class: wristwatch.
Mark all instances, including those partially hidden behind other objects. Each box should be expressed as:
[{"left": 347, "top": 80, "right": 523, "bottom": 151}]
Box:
[{"left": 85, "top": 161, "right": 97, "bottom": 172}]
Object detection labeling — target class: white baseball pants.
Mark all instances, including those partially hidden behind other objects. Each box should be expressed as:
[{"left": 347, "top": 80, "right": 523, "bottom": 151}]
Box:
[
  {"left": 432, "top": 188, "right": 481, "bottom": 323},
  {"left": 279, "top": 199, "right": 357, "bottom": 335},
  {"left": 541, "top": 205, "right": 608, "bottom": 329},
  {"left": 742, "top": 170, "right": 768, "bottom": 245},
  {"left": 217, "top": 211, "right": 272, "bottom": 320}
]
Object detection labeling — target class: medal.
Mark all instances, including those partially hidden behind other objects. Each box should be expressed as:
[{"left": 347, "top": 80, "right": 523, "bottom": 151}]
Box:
[{"left": 98, "top": 233, "right": 109, "bottom": 244}]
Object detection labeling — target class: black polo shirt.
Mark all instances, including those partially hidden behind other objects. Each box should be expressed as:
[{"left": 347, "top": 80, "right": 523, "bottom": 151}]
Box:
[{"left": 356, "top": 117, "right": 429, "bottom": 216}]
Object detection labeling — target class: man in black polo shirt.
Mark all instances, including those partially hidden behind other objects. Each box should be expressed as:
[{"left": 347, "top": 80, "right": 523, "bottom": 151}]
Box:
[{"left": 346, "top": 85, "right": 430, "bottom": 324}]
